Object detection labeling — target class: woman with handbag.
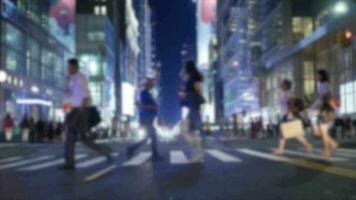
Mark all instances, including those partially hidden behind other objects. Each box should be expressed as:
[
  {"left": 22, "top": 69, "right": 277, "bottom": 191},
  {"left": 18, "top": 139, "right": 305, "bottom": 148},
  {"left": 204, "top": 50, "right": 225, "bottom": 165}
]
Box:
[
  {"left": 179, "top": 60, "right": 205, "bottom": 163},
  {"left": 273, "top": 80, "right": 312, "bottom": 155},
  {"left": 312, "top": 70, "right": 338, "bottom": 157}
]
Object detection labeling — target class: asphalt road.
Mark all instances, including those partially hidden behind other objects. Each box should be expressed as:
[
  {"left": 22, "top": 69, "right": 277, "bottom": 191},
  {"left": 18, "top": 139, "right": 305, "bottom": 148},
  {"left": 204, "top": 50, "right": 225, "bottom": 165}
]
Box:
[{"left": 0, "top": 137, "right": 356, "bottom": 200}]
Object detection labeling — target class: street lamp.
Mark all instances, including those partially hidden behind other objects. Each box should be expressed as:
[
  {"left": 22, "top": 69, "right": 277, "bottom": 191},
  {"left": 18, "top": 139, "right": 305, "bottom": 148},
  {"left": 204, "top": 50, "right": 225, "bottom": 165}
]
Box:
[{"left": 333, "top": 1, "right": 349, "bottom": 14}]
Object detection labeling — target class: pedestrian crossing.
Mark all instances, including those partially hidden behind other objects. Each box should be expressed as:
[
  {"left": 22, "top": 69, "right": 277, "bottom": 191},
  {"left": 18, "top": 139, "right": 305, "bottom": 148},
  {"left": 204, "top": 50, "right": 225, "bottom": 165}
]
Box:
[{"left": 0, "top": 148, "right": 355, "bottom": 177}]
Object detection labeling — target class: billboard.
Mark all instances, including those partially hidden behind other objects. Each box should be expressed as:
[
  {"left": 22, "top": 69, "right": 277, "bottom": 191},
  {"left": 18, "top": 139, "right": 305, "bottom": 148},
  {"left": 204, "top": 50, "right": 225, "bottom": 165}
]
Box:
[{"left": 49, "top": 0, "right": 76, "bottom": 52}]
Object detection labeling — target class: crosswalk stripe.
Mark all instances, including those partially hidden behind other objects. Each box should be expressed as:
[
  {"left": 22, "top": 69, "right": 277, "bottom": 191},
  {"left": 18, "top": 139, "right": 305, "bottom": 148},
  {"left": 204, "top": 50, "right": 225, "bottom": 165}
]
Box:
[
  {"left": 77, "top": 153, "right": 119, "bottom": 168},
  {"left": 170, "top": 151, "right": 189, "bottom": 164},
  {"left": 122, "top": 152, "right": 152, "bottom": 167},
  {"left": 311, "top": 148, "right": 356, "bottom": 159},
  {"left": 336, "top": 148, "right": 356, "bottom": 154},
  {"left": 18, "top": 154, "right": 87, "bottom": 171},
  {"left": 238, "top": 149, "right": 290, "bottom": 162},
  {"left": 206, "top": 149, "right": 241, "bottom": 162},
  {"left": 84, "top": 165, "right": 118, "bottom": 182},
  {"left": 281, "top": 149, "right": 347, "bottom": 162},
  {"left": 0, "top": 156, "right": 23, "bottom": 164},
  {"left": 238, "top": 149, "right": 356, "bottom": 179},
  {"left": 0, "top": 144, "right": 19, "bottom": 148},
  {"left": 0, "top": 156, "right": 54, "bottom": 170}
]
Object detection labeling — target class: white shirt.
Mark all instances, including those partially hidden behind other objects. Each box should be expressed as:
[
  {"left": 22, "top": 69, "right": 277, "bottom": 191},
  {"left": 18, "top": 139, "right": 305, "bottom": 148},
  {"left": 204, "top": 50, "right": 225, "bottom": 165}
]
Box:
[
  {"left": 67, "top": 72, "right": 90, "bottom": 107},
  {"left": 279, "top": 90, "right": 292, "bottom": 115}
]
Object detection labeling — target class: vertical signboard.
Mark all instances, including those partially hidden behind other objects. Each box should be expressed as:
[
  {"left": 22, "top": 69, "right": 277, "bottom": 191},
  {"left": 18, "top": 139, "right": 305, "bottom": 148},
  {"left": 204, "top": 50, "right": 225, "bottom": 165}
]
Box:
[{"left": 49, "top": 0, "right": 76, "bottom": 52}]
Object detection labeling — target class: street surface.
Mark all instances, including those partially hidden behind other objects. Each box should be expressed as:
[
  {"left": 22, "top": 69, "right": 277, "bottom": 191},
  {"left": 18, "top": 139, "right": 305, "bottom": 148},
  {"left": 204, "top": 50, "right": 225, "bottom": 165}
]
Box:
[{"left": 0, "top": 137, "right": 356, "bottom": 200}]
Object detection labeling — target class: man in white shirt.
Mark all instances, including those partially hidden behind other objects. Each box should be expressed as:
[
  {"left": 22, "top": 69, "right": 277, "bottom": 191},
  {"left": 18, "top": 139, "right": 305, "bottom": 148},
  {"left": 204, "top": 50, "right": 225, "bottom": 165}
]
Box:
[{"left": 59, "top": 58, "right": 112, "bottom": 170}]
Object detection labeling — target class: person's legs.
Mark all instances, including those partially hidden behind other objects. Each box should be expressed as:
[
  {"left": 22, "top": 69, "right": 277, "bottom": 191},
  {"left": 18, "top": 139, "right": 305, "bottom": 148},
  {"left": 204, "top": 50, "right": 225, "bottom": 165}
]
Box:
[
  {"left": 319, "top": 124, "right": 331, "bottom": 157},
  {"left": 296, "top": 136, "right": 313, "bottom": 153},
  {"left": 81, "top": 133, "right": 112, "bottom": 160},
  {"left": 22, "top": 129, "right": 30, "bottom": 143},
  {"left": 126, "top": 125, "right": 149, "bottom": 158},
  {"left": 64, "top": 126, "right": 77, "bottom": 166},
  {"left": 5, "top": 128, "right": 12, "bottom": 142},
  {"left": 147, "top": 123, "right": 160, "bottom": 158}
]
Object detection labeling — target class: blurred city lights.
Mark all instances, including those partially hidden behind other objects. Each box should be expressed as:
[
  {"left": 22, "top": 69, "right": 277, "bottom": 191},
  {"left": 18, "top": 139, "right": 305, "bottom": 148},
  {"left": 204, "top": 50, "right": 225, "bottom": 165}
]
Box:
[
  {"left": 345, "top": 30, "right": 353, "bottom": 39},
  {"left": 0, "top": 70, "right": 7, "bottom": 83},
  {"left": 334, "top": 1, "right": 349, "bottom": 14}
]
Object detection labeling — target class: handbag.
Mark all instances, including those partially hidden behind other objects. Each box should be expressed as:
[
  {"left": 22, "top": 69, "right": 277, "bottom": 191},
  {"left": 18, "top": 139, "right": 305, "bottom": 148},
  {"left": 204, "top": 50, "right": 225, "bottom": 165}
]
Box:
[
  {"left": 86, "top": 106, "right": 102, "bottom": 129},
  {"left": 280, "top": 119, "right": 305, "bottom": 139}
]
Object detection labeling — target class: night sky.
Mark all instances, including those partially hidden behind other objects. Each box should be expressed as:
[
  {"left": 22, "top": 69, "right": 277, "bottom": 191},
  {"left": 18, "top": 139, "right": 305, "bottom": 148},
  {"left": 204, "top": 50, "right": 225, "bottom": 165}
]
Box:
[{"left": 149, "top": 0, "right": 197, "bottom": 125}]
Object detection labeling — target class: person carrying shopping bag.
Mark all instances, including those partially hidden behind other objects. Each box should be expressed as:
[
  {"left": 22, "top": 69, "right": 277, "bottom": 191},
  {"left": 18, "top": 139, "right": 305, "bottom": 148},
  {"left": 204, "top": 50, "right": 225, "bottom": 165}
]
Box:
[{"left": 273, "top": 80, "right": 312, "bottom": 156}]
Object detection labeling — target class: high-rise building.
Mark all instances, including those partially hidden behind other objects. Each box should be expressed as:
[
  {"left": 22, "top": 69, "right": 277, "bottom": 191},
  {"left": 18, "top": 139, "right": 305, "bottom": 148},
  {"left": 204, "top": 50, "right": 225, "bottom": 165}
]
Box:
[
  {"left": 76, "top": 0, "right": 116, "bottom": 123},
  {"left": 216, "top": 0, "right": 260, "bottom": 121},
  {"left": 0, "top": 0, "right": 76, "bottom": 122},
  {"left": 254, "top": 0, "right": 356, "bottom": 123}
]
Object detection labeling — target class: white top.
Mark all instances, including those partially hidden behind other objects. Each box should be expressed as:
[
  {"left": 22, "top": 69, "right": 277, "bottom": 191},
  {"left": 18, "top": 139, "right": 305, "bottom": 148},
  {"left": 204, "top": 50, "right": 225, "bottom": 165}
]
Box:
[
  {"left": 67, "top": 72, "right": 90, "bottom": 107},
  {"left": 318, "top": 82, "right": 329, "bottom": 97},
  {"left": 312, "top": 82, "right": 330, "bottom": 110},
  {"left": 279, "top": 90, "right": 292, "bottom": 115}
]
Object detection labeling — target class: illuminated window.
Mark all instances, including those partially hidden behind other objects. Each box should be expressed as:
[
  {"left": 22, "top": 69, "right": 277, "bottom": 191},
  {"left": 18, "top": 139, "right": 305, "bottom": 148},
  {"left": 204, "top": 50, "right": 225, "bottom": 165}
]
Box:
[
  {"left": 101, "top": 6, "right": 107, "bottom": 15},
  {"left": 88, "top": 31, "right": 105, "bottom": 41},
  {"left": 292, "top": 17, "right": 313, "bottom": 43},
  {"left": 94, "top": 6, "right": 100, "bottom": 15}
]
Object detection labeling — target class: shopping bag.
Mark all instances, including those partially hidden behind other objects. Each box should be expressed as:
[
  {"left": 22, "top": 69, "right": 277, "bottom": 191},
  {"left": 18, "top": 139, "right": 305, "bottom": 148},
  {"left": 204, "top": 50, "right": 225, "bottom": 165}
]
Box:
[{"left": 280, "top": 119, "right": 304, "bottom": 139}]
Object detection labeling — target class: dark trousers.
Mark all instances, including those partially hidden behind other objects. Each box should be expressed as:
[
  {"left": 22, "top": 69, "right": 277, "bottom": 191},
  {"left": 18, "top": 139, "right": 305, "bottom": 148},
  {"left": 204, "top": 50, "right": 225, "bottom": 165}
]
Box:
[
  {"left": 128, "top": 120, "right": 159, "bottom": 157},
  {"left": 64, "top": 108, "right": 112, "bottom": 165}
]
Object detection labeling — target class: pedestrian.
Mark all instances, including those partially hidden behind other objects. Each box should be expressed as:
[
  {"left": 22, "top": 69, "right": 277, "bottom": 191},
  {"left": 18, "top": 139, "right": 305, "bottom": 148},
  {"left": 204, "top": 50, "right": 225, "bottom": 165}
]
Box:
[
  {"left": 311, "top": 70, "right": 338, "bottom": 157},
  {"left": 273, "top": 79, "right": 312, "bottom": 155},
  {"left": 20, "top": 114, "right": 30, "bottom": 143},
  {"left": 3, "top": 114, "right": 14, "bottom": 142},
  {"left": 111, "top": 116, "right": 118, "bottom": 138},
  {"left": 46, "top": 121, "right": 55, "bottom": 143},
  {"left": 179, "top": 60, "right": 206, "bottom": 163},
  {"left": 59, "top": 58, "right": 113, "bottom": 170},
  {"left": 36, "top": 119, "right": 45, "bottom": 143},
  {"left": 29, "top": 117, "right": 36, "bottom": 143},
  {"left": 126, "top": 77, "right": 163, "bottom": 161}
]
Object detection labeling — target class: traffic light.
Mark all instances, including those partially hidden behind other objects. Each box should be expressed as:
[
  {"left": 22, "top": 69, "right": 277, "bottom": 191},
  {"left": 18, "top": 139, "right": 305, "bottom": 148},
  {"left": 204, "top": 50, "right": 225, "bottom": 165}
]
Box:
[{"left": 337, "top": 30, "right": 353, "bottom": 48}]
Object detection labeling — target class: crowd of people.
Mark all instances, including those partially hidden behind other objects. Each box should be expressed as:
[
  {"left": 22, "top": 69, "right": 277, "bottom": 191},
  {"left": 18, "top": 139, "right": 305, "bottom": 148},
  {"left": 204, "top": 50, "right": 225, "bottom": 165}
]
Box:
[{"left": 2, "top": 114, "right": 64, "bottom": 143}]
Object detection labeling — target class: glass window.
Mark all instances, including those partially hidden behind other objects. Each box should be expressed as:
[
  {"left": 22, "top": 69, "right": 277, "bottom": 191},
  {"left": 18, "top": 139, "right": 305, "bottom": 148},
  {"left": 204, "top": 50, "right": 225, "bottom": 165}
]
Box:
[
  {"left": 87, "top": 31, "right": 105, "bottom": 41},
  {"left": 89, "top": 82, "right": 103, "bottom": 106},
  {"left": 4, "top": 49, "right": 18, "bottom": 72},
  {"left": 79, "top": 54, "right": 103, "bottom": 77},
  {"left": 101, "top": 6, "right": 107, "bottom": 15},
  {"left": 94, "top": 6, "right": 101, "bottom": 15},
  {"left": 2, "top": 22, "right": 24, "bottom": 51}
]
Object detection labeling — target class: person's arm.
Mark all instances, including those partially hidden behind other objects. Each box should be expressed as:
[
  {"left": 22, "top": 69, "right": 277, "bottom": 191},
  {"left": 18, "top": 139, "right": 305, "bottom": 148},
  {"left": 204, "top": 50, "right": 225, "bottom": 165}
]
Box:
[
  {"left": 79, "top": 75, "right": 91, "bottom": 107},
  {"left": 194, "top": 81, "right": 203, "bottom": 96}
]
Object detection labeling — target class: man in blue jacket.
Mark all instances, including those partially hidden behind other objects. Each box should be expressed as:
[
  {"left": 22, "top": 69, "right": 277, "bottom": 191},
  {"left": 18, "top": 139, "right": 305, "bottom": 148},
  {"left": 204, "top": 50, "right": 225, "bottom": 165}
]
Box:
[{"left": 126, "top": 78, "right": 163, "bottom": 161}]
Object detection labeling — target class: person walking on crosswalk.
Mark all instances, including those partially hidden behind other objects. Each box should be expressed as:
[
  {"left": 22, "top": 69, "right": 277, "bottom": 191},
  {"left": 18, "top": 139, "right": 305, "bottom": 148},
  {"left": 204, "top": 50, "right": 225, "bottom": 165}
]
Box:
[
  {"left": 273, "top": 79, "right": 312, "bottom": 156},
  {"left": 126, "top": 77, "right": 163, "bottom": 161},
  {"left": 311, "top": 70, "right": 338, "bottom": 157},
  {"left": 59, "top": 58, "right": 113, "bottom": 170},
  {"left": 179, "top": 60, "right": 206, "bottom": 163}
]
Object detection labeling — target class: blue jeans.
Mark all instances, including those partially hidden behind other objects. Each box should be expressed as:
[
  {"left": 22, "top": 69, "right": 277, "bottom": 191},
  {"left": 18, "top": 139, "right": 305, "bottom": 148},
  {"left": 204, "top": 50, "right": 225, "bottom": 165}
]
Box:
[{"left": 128, "top": 120, "right": 159, "bottom": 157}]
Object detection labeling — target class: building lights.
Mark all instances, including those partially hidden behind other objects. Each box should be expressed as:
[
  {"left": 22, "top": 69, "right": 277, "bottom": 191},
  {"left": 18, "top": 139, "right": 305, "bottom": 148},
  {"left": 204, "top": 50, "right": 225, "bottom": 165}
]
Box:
[
  {"left": 31, "top": 85, "right": 40, "bottom": 93},
  {"left": 0, "top": 70, "right": 8, "bottom": 83},
  {"left": 16, "top": 99, "right": 53, "bottom": 107}
]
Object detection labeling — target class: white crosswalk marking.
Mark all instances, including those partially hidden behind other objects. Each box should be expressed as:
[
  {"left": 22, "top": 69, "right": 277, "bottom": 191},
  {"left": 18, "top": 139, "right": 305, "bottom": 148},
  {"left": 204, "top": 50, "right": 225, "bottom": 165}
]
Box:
[
  {"left": 206, "top": 149, "right": 241, "bottom": 162},
  {"left": 0, "top": 156, "right": 54, "bottom": 170},
  {"left": 238, "top": 149, "right": 291, "bottom": 162},
  {"left": 77, "top": 153, "right": 119, "bottom": 168},
  {"left": 18, "top": 154, "right": 87, "bottom": 171},
  {"left": 280, "top": 149, "right": 348, "bottom": 162},
  {"left": 122, "top": 152, "right": 152, "bottom": 167},
  {"left": 0, "top": 156, "right": 23, "bottom": 164},
  {"left": 84, "top": 165, "right": 118, "bottom": 182},
  {"left": 311, "top": 148, "right": 356, "bottom": 159},
  {"left": 0, "top": 144, "right": 19, "bottom": 148},
  {"left": 170, "top": 151, "right": 189, "bottom": 164},
  {"left": 337, "top": 148, "right": 356, "bottom": 154}
]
